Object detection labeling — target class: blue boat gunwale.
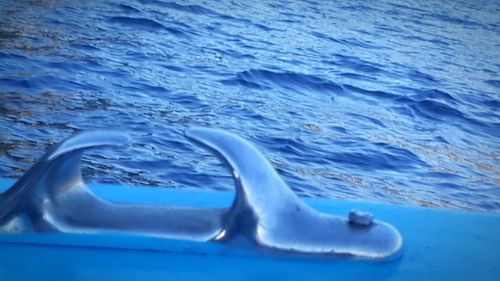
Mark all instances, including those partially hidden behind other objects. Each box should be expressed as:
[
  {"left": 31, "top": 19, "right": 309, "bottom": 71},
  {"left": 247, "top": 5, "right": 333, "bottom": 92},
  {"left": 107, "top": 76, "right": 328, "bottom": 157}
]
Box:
[{"left": 1, "top": 177, "right": 500, "bottom": 281}]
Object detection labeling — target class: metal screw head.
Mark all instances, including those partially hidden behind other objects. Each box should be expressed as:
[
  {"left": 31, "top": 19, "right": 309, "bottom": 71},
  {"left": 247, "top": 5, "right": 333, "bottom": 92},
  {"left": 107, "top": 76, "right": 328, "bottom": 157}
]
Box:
[{"left": 348, "top": 210, "right": 374, "bottom": 226}]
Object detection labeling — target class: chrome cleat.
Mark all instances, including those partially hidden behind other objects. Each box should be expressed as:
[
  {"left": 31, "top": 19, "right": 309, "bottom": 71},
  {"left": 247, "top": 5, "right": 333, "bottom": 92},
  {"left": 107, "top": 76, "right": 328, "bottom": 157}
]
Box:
[{"left": 0, "top": 128, "right": 403, "bottom": 260}]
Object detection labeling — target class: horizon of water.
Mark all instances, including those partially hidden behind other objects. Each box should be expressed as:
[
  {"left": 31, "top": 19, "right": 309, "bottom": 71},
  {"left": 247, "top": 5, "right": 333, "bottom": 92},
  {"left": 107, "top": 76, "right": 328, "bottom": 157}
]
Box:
[{"left": 0, "top": 0, "right": 499, "bottom": 211}]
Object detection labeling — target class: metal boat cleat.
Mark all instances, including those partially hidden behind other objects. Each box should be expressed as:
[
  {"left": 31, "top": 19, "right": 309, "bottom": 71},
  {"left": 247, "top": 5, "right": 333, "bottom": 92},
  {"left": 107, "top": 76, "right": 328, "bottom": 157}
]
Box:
[{"left": 0, "top": 128, "right": 403, "bottom": 260}]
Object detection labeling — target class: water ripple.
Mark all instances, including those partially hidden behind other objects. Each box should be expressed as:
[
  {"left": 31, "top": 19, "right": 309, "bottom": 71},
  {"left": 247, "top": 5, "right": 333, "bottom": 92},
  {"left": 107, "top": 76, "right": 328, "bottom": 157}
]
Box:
[
  {"left": 1, "top": 0, "right": 499, "bottom": 212},
  {"left": 230, "top": 69, "right": 344, "bottom": 94},
  {"left": 108, "top": 16, "right": 185, "bottom": 36}
]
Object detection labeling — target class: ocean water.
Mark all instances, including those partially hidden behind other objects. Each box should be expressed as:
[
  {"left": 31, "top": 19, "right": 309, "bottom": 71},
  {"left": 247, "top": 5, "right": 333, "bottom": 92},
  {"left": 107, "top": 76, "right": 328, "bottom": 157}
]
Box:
[{"left": 0, "top": 0, "right": 498, "bottom": 211}]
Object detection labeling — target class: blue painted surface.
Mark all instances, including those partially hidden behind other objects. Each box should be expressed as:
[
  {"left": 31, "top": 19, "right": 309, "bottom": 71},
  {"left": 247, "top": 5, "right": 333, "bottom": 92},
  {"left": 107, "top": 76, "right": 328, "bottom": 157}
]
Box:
[
  {"left": 1, "top": 178, "right": 500, "bottom": 280},
  {"left": 0, "top": 0, "right": 499, "bottom": 213}
]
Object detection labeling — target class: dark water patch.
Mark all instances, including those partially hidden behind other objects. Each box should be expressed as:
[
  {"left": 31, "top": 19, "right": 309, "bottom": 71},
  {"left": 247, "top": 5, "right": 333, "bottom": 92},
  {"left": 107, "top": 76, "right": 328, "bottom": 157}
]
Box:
[
  {"left": 437, "top": 182, "right": 471, "bottom": 190},
  {"left": 328, "top": 125, "right": 348, "bottom": 134},
  {"left": 159, "top": 63, "right": 185, "bottom": 72},
  {"left": 324, "top": 54, "right": 384, "bottom": 74},
  {"left": 353, "top": 28, "right": 372, "bottom": 36},
  {"left": 482, "top": 68, "right": 496, "bottom": 74},
  {"left": 80, "top": 58, "right": 105, "bottom": 69},
  {"left": 376, "top": 142, "right": 428, "bottom": 166},
  {"left": 168, "top": 170, "right": 229, "bottom": 190},
  {"left": 339, "top": 37, "right": 383, "bottom": 49},
  {"left": 255, "top": 135, "right": 331, "bottom": 166},
  {"left": 279, "top": 11, "right": 306, "bottom": 19},
  {"left": 406, "top": 18, "right": 443, "bottom": 30},
  {"left": 120, "top": 49, "right": 151, "bottom": 61},
  {"left": 402, "top": 35, "right": 450, "bottom": 46},
  {"left": 340, "top": 4, "right": 377, "bottom": 12},
  {"left": 347, "top": 113, "right": 386, "bottom": 128},
  {"left": 429, "top": 13, "right": 482, "bottom": 28},
  {"left": 234, "top": 69, "right": 344, "bottom": 94},
  {"left": 252, "top": 22, "right": 275, "bottom": 32},
  {"left": 168, "top": 92, "right": 206, "bottom": 110},
  {"left": 107, "top": 16, "right": 184, "bottom": 36},
  {"left": 481, "top": 99, "right": 500, "bottom": 111},
  {"left": 219, "top": 15, "right": 275, "bottom": 31},
  {"left": 0, "top": 51, "right": 27, "bottom": 60},
  {"left": 218, "top": 103, "right": 274, "bottom": 125},
  {"left": 426, "top": 38, "right": 451, "bottom": 46},
  {"left": 268, "top": 2, "right": 291, "bottom": 10},
  {"left": 338, "top": 72, "right": 375, "bottom": 82},
  {"left": 138, "top": 0, "right": 217, "bottom": 16},
  {"left": 0, "top": 30, "right": 22, "bottom": 39},
  {"left": 388, "top": 2, "right": 428, "bottom": 14},
  {"left": 375, "top": 23, "right": 403, "bottom": 34},
  {"left": 43, "top": 60, "right": 92, "bottom": 74},
  {"left": 485, "top": 79, "right": 500, "bottom": 89},
  {"left": 433, "top": 136, "right": 449, "bottom": 144},
  {"left": 407, "top": 99, "right": 500, "bottom": 138},
  {"left": 325, "top": 148, "right": 425, "bottom": 172},
  {"left": 479, "top": 123, "right": 500, "bottom": 138},
  {"left": 220, "top": 77, "right": 268, "bottom": 90},
  {"left": 0, "top": 75, "right": 95, "bottom": 93},
  {"left": 0, "top": 91, "right": 114, "bottom": 124},
  {"left": 409, "top": 99, "right": 465, "bottom": 120},
  {"left": 343, "top": 84, "right": 399, "bottom": 100},
  {"left": 108, "top": 16, "right": 165, "bottom": 29},
  {"left": 384, "top": 8, "right": 402, "bottom": 16},
  {"left": 485, "top": 22, "right": 499, "bottom": 32},
  {"left": 69, "top": 43, "right": 100, "bottom": 51},
  {"left": 420, "top": 171, "right": 464, "bottom": 180},
  {"left": 276, "top": 18, "right": 302, "bottom": 24},
  {"left": 413, "top": 88, "right": 459, "bottom": 104},
  {"left": 117, "top": 4, "right": 141, "bottom": 13},
  {"left": 311, "top": 31, "right": 342, "bottom": 44},
  {"left": 130, "top": 82, "right": 170, "bottom": 95},
  {"left": 206, "top": 47, "right": 256, "bottom": 60},
  {"left": 407, "top": 69, "right": 438, "bottom": 84}
]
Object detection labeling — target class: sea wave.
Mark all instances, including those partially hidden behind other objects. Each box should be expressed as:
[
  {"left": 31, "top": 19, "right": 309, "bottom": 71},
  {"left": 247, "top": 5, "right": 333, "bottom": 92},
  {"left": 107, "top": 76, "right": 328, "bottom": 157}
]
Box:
[{"left": 0, "top": 0, "right": 499, "bottom": 211}]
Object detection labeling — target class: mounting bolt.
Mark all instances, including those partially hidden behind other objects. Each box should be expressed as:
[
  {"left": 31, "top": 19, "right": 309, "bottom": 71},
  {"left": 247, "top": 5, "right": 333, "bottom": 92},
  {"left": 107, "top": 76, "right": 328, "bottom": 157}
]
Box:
[{"left": 349, "top": 210, "right": 373, "bottom": 226}]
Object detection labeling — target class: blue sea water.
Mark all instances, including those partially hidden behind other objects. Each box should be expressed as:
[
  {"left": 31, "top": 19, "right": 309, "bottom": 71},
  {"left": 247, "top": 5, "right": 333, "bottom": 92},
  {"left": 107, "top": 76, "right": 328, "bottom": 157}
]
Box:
[{"left": 0, "top": 0, "right": 499, "bottom": 211}]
